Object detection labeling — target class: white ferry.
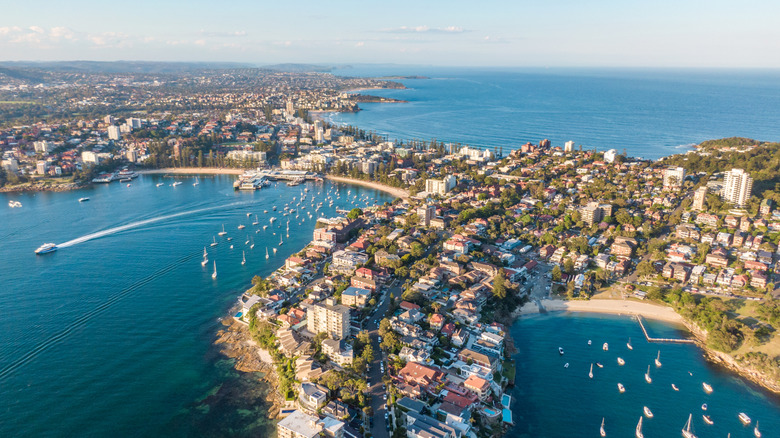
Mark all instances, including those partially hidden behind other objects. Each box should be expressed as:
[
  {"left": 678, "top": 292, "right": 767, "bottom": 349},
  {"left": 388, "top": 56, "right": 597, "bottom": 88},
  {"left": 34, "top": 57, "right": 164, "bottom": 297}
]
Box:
[{"left": 35, "top": 243, "right": 58, "bottom": 254}]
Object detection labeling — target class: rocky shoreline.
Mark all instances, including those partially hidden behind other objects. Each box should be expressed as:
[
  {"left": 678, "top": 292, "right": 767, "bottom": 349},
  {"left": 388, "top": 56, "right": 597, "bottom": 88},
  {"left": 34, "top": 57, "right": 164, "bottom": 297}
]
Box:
[{"left": 0, "top": 181, "right": 86, "bottom": 193}]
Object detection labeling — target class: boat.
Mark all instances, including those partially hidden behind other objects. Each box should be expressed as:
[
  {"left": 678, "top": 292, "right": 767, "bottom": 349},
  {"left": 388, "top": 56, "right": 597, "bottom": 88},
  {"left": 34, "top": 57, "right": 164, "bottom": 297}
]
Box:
[
  {"left": 655, "top": 350, "right": 662, "bottom": 367},
  {"left": 588, "top": 340, "right": 592, "bottom": 346},
  {"left": 627, "top": 338, "right": 633, "bottom": 350},
  {"left": 600, "top": 418, "right": 606, "bottom": 437},
  {"left": 227, "top": 237, "right": 233, "bottom": 241},
  {"left": 211, "top": 261, "right": 217, "bottom": 279},
  {"left": 126, "top": 184, "right": 131, "bottom": 187},
  {"left": 273, "top": 206, "right": 277, "bottom": 211},
  {"left": 279, "top": 234, "right": 283, "bottom": 246},
  {"left": 252, "top": 215, "right": 259, "bottom": 226},
  {"left": 237, "top": 224, "right": 245, "bottom": 230},
  {"left": 702, "top": 415, "right": 714, "bottom": 425},
  {"left": 172, "top": 181, "right": 182, "bottom": 186},
  {"left": 603, "top": 343, "right": 609, "bottom": 351},
  {"left": 78, "top": 197, "right": 90, "bottom": 202},
  {"left": 245, "top": 235, "right": 250, "bottom": 245},
  {"left": 272, "top": 248, "right": 277, "bottom": 254},
  {"left": 596, "top": 362, "right": 603, "bottom": 368},
  {"left": 218, "top": 225, "right": 227, "bottom": 236},
  {"left": 563, "top": 362, "right": 569, "bottom": 368},
  {"left": 119, "top": 177, "right": 132, "bottom": 183},
  {"left": 265, "top": 248, "right": 269, "bottom": 259},
  {"left": 682, "top": 413, "right": 698, "bottom": 438},
  {"left": 643, "top": 406, "right": 653, "bottom": 418},
  {"left": 201, "top": 247, "right": 208, "bottom": 266},
  {"left": 636, "top": 416, "right": 644, "bottom": 438},
  {"left": 617, "top": 357, "right": 625, "bottom": 366},
  {"left": 34, "top": 243, "right": 57, "bottom": 254},
  {"left": 645, "top": 365, "right": 652, "bottom": 384},
  {"left": 701, "top": 404, "right": 707, "bottom": 411},
  {"left": 246, "top": 212, "right": 251, "bottom": 217},
  {"left": 270, "top": 217, "right": 276, "bottom": 224},
  {"left": 618, "top": 383, "right": 625, "bottom": 393},
  {"left": 559, "top": 347, "right": 564, "bottom": 355},
  {"left": 672, "top": 384, "right": 679, "bottom": 391},
  {"left": 210, "top": 236, "right": 218, "bottom": 247},
  {"left": 754, "top": 420, "right": 761, "bottom": 437},
  {"left": 739, "top": 412, "right": 752, "bottom": 425},
  {"left": 263, "top": 225, "right": 268, "bottom": 230},
  {"left": 156, "top": 183, "right": 165, "bottom": 187},
  {"left": 250, "top": 237, "right": 255, "bottom": 249},
  {"left": 589, "top": 363, "right": 593, "bottom": 379},
  {"left": 193, "top": 177, "right": 199, "bottom": 186},
  {"left": 230, "top": 245, "right": 233, "bottom": 249},
  {"left": 242, "top": 251, "right": 246, "bottom": 266},
  {"left": 702, "top": 382, "right": 713, "bottom": 394}
]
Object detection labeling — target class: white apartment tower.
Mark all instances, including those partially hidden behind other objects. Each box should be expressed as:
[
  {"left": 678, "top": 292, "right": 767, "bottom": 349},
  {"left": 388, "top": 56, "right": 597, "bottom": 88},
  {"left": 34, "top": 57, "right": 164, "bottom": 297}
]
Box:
[
  {"left": 564, "top": 141, "right": 575, "bottom": 153},
  {"left": 307, "top": 298, "right": 351, "bottom": 340},
  {"left": 722, "top": 168, "right": 753, "bottom": 207},
  {"left": 108, "top": 125, "right": 121, "bottom": 140},
  {"left": 663, "top": 166, "right": 686, "bottom": 190}
]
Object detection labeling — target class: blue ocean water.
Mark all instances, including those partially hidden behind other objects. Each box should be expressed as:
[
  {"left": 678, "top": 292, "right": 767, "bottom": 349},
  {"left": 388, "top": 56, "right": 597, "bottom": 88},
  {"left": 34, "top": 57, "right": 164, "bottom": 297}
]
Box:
[
  {"left": 331, "top": 67, "right": 780, "bottom": 159},
  {"left": 509, "top": 313, "right": 780, "bottom": 438},
  {"left": 0, "top": 176, "right": 393, "bottom": 437}
]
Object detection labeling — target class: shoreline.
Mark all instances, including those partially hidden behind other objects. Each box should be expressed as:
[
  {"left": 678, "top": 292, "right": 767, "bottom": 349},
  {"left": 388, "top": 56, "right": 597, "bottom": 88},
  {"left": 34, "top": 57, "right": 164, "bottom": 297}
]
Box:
[
  {"left": 324, "top": 175, "right": 410, "bottom": 200},
  {"left": 138, "top": 167, "right": 247, "bottom": 175}
]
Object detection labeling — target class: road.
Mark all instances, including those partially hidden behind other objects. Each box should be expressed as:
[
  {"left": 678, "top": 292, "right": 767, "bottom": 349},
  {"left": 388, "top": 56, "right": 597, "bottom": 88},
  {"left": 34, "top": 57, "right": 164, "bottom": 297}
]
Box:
[{"left": 363, "top": 278, "right": 402, "bottom": 438}]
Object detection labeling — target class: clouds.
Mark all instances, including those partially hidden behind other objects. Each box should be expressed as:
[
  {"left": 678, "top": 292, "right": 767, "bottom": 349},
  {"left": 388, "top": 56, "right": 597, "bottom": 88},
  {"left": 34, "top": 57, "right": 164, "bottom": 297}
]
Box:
[{"left": 381, "top": 25, "right": 467, "bottom": 34}]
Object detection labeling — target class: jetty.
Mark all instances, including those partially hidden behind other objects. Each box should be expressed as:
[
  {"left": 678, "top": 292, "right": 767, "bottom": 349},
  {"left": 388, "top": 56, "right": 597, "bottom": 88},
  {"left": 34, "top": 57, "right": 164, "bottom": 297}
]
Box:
[{"left": 636, "top": 316, "right": 695, "bottom": 344}]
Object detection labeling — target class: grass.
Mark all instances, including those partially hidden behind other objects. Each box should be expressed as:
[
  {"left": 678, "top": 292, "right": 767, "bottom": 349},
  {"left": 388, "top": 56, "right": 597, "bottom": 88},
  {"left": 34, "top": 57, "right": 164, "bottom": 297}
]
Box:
[
  {"left": 502, "top": 360, "right": 516, "bottom": 382},
  {"left": 0, "top": 100, "right": 36, "bottom": 104}
]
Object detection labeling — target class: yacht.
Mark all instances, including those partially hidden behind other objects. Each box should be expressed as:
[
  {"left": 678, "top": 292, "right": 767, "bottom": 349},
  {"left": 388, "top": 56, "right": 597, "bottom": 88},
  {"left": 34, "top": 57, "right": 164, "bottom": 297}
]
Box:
[
  {"left": 603, "top": 343, "right": 609, "bottom": 351},
  {"left": 754, "top": 421, "right": 761, "bottom": 437},
  {"left": 218, "top": 225, "right": 227, "bottom": 236},
  {"left": 617, "top": 383, "right": 625, "bottom": 393},
  {"left": 627, "top": 338, "right": 633, "bottom": 350},
  {"left": 655, "top": 351, "right": 662, "bottom": 367},
  {"left": 739, "top": 412, "right": 752, "bottom": 425},
  {"left": 559, "top": 347, "right": 564, "bottom": 355},
  {"left": 79, "top": 197, "right": 90, "bottom": 202},
  {"left": 193, "top": 177, "right": 199, "bottom": 186},
  {"left": 201, "top": 247, "right": 208, "bottom": 266},
  {"left": 156, "top": 183, "right": 165, "bottom": 187},
  {"left": 35, "top": 243, "right": 58, "bottom": 254},
  {"left": 702, "top": 415, "right": 714, "bottom": 425},
  {"left": 702, "top": 382, "right": 713, "bottom": 394},
  {"left": 589, "top": 363, "right": 593, "bottom": 379},
  {"left": 211, "top": 261, "right": 217, "bottom": 279},
  {"left": 265, "top": 248, "right": 269, "bottom": 259},
  {"left": 672, "top": 384, "right": 679, "bottom": 391},
  {"left": 252, "top": 215, "right": 259, "bottom": 226},
  {"left": 237, "top": 224, "right": 246, "bottom": 230},
  {"left": 600, "top": 418, "right": 606, "bottom": 437},
  {"left": 241, "top": 251, "right": 246, "bottom": 266},
  {"left": 682, "top": 413, "right": 698, "bottom": 438},
  {"left": 617, "top": 357, "right": 625, "bottom": 366},
  {"left": 643, "top": 406, "right": 653, "bottom": 418},
  {"left": 635, "top": 416, "right": 643, "bottom": 438},
  {"left": 645, "top": 365, "right": 652, "bottom": 384},
  {"left": 210, "top": 236, "right": 218, "bottom": 247}
]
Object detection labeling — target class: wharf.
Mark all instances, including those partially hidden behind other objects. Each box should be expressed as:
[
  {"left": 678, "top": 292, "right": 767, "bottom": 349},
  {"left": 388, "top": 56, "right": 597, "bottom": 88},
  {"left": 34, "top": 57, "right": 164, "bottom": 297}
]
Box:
[{"left": 636, "top": 315, "right": 695, "bottom": 344}]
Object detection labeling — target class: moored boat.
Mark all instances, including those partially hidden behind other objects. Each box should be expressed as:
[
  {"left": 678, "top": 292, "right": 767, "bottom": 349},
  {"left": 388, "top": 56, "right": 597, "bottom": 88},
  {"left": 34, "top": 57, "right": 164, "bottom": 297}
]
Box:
[
  {"left": 589, "top": 363, "right": 593, "bottom": 379},
  {"left": 672, "top": 383, "right": 679, "bottom": 391},
  {"left": 645, "top": 365, "right": 652, "bottom": 384},
  {"left": 702, "top": 382, "right": 713, "bottom": 394},
  {"left": 627, "top": 338, "right": 633, "bottom": 350},
  {"left": 78, "top": 197, "right": 90, "bottom": 202},
  {"left": 603, "top": 342, "right": 609, "bottom": 351},
  {"left": 754, "top": 420, "right": 761, "bottom": 437},
  {"left": 739, "top": 412, "right": 751, "bottom": 425},
  {"left": 559, "top": 347, "right": 564, "bottom": 355},
  {"left": 600, "top": 417, "right": 606, "bottom": 437},
  {"left": 682, "top": 413, "right": 698, "bottom": 438},
  {"left": 655, "top": 350, "right": 662, "bottom": 367},
  {"left": 643, "top": 406, "right": 653, "bottom": 418},
  {"left": 218, "top": 225, "right": 227, "bottom": 236},
  {"left": 618, "top": 383, "right": 625, "bottom": 393},
  {"left": 211, "top": 261, "right": 217, "bottom": 279},
  {"left": 702, "top": 415, "right": 714, "bottom": 425},
  {"left": 635, "top": 416, "right": 643, "bottom": 438},
  {"left": 617, "top": 357, "right": 625, "bottom": 366}
]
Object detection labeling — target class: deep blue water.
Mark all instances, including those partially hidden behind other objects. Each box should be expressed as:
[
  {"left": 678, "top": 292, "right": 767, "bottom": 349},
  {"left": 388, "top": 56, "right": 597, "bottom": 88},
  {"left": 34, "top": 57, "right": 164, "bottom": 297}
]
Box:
[
  {"left": 509, "top": 313, "right": 780, "bottom": 438},
  {"left": 0, "top": 175, "right": 393, "bottom": 437},
  {"left": 331, "top": 67, "right": 780, "bottom": 159}
]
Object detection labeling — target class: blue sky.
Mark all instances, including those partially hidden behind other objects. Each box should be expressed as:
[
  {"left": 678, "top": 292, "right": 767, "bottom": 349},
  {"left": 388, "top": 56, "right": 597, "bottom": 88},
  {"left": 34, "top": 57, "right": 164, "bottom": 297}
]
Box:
[{"left": 2, "top": 0, "right": 779, "bottom": 67}]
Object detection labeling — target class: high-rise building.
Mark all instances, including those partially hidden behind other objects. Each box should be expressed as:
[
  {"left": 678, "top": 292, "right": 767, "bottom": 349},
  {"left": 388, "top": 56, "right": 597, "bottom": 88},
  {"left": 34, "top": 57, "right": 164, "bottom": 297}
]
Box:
[
  {"left": 416, "top": 204, "right": 436, "bottom": 227},
  {"left": 277, "top": 410, "right": 344, "bottom": 438},
  {"left": 722, "top": 168, "right": 753, "bottom": 207},
  {"left": 81, "top": 150, "right": 100, "bottom": 165},
  {"left": 564, "top": 141, "right": 574, "bottom": 153},
  {"left": 693, "top": 186, "right": 708, "bottom": 211},
  {"left": 425, "top": 175, "right": 457, "bottom": 196},
  {"left": 33, "top": 141, "right": 54, "bottom": 154},
  {"left": 604, "top": 149, "right": 618, "bottom": 163},
  {"left": 663, "top": 166, "right": 686, "bottom": 190},
  {"left": 108, "top": 125, "right": 121, "bottom": 140},
  {"left": 286, "top": 100, "right": 295, "bottom": 115},
  {"left": 307, "top": 298, "right": 350, "bottom": 340},
  {"left": 581, "top": 202, "right": 603, "bottom": 226},
  {"left": 104, "top": 115, "right": 115, "bottom": 125}
]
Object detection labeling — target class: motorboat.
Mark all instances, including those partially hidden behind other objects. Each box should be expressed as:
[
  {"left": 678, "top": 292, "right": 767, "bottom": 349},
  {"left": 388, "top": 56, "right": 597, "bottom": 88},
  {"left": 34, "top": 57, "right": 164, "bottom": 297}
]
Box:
[
  {"left": 702, "top": 415, "right": 714, "bottom": 425},
  {"left": 79, "top": 197, "right": 90, "bottom": 202},
  {"left": 739, "top": 412, "right": 752, "bottom": 425},
  {"left": 559, "top": 347, "right": 564, "bottom": 355},
  {"left": 618, "top": 383, "right": 625, "bottom": 393},
  {"left": 702, "top": 382, "right": 713, "bottom": 394},
  {"left": 643, "top": 406, "right": 653, "bottom": 418},
  {"left": 35, "top": 243, "right": 57, "bottom": 254},
  {"left": 617, "top": 357, "right": 625, "bottom": 366}
]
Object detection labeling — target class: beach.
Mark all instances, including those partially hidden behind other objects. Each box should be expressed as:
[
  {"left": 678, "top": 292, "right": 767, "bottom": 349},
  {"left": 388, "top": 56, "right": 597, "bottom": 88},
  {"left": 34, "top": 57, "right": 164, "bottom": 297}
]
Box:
[
  {"left": 324, "top": 175, "right": 410, "bottom": 200},
  {"left": 515, "top": 298, "right": 684, "bottom": 325}
]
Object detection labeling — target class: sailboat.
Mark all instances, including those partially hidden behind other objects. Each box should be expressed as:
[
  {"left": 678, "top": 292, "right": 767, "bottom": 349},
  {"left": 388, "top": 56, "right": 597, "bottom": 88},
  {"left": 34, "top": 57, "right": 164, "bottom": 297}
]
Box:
[
  {"left": 754, "top": 420, "right": 761, "bottom": 437},
  {"left": 600, "top": 418, "right": 606, "bottom": 437},
  {"left": 218, "top": 225, "right": 227, "bottom": 236},
  {"left": 241, "top": 251, "right": 246, "bottom": 265},
  {"left": 245, "top": 235, "right": 250, "bottom": 245},
  {"left": 682, "top": 413, "right": 698, "bottom": 438},
  {"left": 238, "top": 223, "right": 245, "bottom": 230},
  {"left": 265, "top": 247, "right": 269, "bottom": 259},
  {"left": 193, "top": 177, "right": 199, "bottom": 186},
  {"left": 250, "top": 237, "right": 255, "bottom": 249},
  {"left": 201, "top": 247, "right": 209, "bottom": 266},
  {"left": 279, "top": 234, "right": 283, "bottom": 246},
  {"left": 210, "top": 236, "right": 218, "bottom": 247},
  {"left": 627, "top": 337, "right": 633, "bottom": 350},
  {"left": 252, "top": 215, "right": 259, "bottom": 226},
  {"left": 589, "top": 363, "right": 594, "bottom": 379},
  {"left": 211, "top": 261, "right": 217, "bottom": 279},
  {"left": 645, "top": 365, "right": 652, "bottom": 384},
  {"left": 655, "top": 350, "right": 662, "bottom": 367},
  {"left": 272, "top": 247, "right": 277, "bottom": 255},
  {"left": 635, "top": 416, "right": 643, "bottom": 438}
]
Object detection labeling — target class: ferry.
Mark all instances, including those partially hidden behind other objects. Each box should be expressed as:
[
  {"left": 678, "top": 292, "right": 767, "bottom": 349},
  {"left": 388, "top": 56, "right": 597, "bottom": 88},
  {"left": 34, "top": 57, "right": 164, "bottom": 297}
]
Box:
[
  {"left": 739, "top": 412, "right": 752, "bottom": 425},
  {"left": 92, "top": 173, "right": 116, "bottom": 183},
  {"left": 116, "top": 169, "right": 138, "bottom": 180},
  {"left": 78, "top": 197, "right": 90, "bottom": 202},
  {"left": 35, "top": 243, "right": 58, "bottom": 254}
]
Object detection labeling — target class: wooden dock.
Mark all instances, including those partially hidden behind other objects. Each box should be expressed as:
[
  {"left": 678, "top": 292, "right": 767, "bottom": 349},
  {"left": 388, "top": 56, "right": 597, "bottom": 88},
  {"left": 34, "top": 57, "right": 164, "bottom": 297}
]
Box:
[{"left": 636, "top": 315, "right": 695, "bottom": 344}]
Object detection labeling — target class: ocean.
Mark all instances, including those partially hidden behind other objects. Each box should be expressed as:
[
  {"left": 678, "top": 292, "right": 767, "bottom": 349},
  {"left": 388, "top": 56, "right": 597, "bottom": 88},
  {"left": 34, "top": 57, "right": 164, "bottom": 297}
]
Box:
[
  {"left": 330, "top": 67, "right": 780, "bottom": 159},
  {"left": 0, "top": 175, "right": 394, "bottom": 437}
]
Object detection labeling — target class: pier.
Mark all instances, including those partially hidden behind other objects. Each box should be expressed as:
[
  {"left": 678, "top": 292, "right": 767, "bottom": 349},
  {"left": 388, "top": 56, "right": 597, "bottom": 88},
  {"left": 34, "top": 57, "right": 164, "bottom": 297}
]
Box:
[{"left": 636, "top": 315, "right": 695, "bottom": 344}]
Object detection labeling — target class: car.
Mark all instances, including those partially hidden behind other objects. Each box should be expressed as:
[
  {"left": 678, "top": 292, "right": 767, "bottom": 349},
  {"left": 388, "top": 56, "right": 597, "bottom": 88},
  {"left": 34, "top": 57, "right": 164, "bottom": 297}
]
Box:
[
  {"left": 383, "top": 394, "right": 387, "bottom": 400},
  {"left": 378, "top": 336, "right": 382, "bottom": 342}
]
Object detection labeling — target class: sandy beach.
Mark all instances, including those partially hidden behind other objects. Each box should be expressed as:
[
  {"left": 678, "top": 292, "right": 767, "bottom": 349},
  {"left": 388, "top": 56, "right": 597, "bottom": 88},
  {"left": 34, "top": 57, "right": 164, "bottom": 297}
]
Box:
[
  {"left": 516, "top": 298, "right": 684, "bottom": 324},
  {"left": 324, "top": 175, "right": 410, "bottom": 200},
  {"left": 138, "top": 167, "right": 246, "bottom": 175}
]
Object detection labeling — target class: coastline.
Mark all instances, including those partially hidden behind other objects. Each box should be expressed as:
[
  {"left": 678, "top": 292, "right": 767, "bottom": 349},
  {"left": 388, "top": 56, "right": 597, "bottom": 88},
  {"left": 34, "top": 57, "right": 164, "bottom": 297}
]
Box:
[
  {"left": 324, "top": 175, "right": 409, "bottom": 200},
  {"left": 138, "top": 167, "right": 247, "bottom": 175}
]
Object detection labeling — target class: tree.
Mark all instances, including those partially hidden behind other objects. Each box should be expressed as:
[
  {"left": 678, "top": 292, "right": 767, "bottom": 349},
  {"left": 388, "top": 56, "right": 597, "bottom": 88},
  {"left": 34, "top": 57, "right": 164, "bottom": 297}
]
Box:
[
  {"left": 410, "top": 242, "right": 424, "bottom": 258},
  {"left": 636, "top": 260, "right": 655, "bottom": 278},
  {"left": 563, "top": 258, "right": 575, "bottom": 275},
  {"left": 347, "top": 208, "right": 363, "bottom": 220},
  {"left": 551, "top": 265, "right": 562, "bottom": 282},
  {"left": 493, "top": 268, "right": 507, "bottom": 300}
]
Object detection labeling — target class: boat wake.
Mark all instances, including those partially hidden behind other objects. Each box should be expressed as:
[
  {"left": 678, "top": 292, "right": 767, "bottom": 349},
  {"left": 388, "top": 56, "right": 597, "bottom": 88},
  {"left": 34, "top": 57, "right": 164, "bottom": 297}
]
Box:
[
  {"left": 0, "top": 251, "right": 200, "bottom": 382},
  {"left": 58, "top": 201, "right": 254, "bottom": 248}
]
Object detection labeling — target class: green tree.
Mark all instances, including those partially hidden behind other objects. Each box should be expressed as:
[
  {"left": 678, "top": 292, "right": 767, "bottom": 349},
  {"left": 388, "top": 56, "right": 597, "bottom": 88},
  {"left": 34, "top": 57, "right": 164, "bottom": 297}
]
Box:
[
  {"left": 493, "top": 268, "right": 507, "bottom": 300},
  {"left": 551, "top": 265, "right": 562, "bottom": 282},
  {"left": 347, "top": 208, "right": 363, "bottom": 220}
]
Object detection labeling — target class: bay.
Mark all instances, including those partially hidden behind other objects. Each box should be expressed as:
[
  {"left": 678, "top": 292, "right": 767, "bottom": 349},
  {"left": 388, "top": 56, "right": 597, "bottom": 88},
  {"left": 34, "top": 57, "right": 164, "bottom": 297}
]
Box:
[{"left": 0, "top": 175, "right": 393, "bottom": 437}]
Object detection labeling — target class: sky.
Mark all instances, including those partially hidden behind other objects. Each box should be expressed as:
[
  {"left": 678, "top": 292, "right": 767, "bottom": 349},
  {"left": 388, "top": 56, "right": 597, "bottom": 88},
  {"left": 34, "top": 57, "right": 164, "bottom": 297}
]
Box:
[{"left": 2, "top": 0, "right": 780, "bottom": 68}]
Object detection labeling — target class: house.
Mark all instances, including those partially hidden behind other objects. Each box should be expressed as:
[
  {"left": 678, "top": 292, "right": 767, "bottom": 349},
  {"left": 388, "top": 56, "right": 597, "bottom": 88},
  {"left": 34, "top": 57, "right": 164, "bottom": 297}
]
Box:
[
  {"left": 398, "top": 362, "right": 445, "bottom": 388},
  {"left": 400, "top": 301, "right": 422, "bottom": 312},
  {"left": 405, "top": 411, "right": 458, "bottom": 438},
  {"left": 463, "top": 375, "right": 491, "bottom": 401},
  {"left": 458, "top": 348, "right": 501, "bottom": 375},
  {"left": 297, "top": 382, "right": 329, "bottom": 414},
  {"left": 350, "top": 275, "right": 377, "bottom": 291},
  {"left": 321, "top": 339, "right": 354, "bottom": 366},
  {"left": 429, "top": 313, "right": 445, "bottom": 330}
]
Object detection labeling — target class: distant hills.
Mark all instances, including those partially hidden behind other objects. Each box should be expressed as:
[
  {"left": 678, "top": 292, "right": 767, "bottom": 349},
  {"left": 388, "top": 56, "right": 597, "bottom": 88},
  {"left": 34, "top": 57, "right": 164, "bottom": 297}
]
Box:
[{"left": 0, "top": 60, "right": 254, "bottom": 74}]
